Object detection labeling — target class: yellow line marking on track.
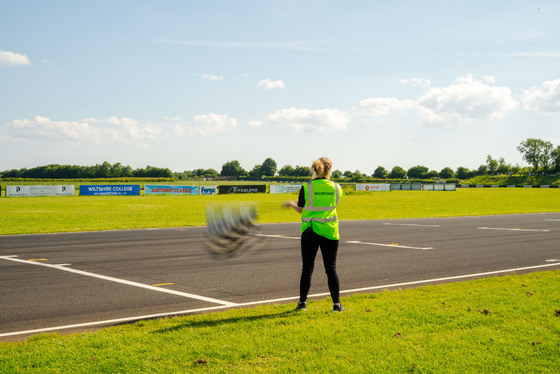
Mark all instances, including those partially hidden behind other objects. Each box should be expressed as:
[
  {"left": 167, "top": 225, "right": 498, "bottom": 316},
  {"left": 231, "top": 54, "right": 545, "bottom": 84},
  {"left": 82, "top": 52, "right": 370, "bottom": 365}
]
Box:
[
  {"left": 153, "top": 283, "right": 174, "bottom": 287},
  {"left": 28, "top": 259, "right": 48, "bottom": 262}
]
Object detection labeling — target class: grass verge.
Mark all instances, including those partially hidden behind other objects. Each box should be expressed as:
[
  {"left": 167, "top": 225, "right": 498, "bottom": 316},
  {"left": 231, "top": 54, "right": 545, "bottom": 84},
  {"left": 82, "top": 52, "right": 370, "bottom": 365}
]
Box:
[
  {"left": 1, "top": 270, "right": 559, "bottom": 373},
  {"left": 1, "top": 188, "right": 559, "bottom": 235}
]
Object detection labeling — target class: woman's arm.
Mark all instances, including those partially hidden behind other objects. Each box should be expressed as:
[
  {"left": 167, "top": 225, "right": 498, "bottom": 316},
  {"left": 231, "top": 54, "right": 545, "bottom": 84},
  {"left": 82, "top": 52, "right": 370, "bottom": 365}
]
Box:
[{"left": 283, "top": 200, "right": 303, "bottom": 214}]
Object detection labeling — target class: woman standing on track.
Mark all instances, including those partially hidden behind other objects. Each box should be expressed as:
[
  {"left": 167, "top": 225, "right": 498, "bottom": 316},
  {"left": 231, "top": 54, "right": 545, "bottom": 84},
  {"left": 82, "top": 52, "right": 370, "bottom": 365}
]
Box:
[{"left": 283, "top": 157, "right": 345, "bottom": 312}]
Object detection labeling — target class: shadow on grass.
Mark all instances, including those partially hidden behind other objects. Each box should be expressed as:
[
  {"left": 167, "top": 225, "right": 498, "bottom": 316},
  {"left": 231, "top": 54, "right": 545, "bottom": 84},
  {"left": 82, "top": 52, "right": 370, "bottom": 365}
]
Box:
[{"left": 152, "top": 309, "right": 300, "bottom": 334}]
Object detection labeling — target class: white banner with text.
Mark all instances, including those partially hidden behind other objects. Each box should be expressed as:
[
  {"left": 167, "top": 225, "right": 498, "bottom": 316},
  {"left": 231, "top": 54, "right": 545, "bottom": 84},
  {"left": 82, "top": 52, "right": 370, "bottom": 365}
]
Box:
[
  {"left": 270, "top": 184, "right": 303, "bottom": 194},
  {"left": 355, "top": 184, "right": 391, "bottom": 192},
  {"left": 6, "top": 185, "right": 75, "bottom": 197}
]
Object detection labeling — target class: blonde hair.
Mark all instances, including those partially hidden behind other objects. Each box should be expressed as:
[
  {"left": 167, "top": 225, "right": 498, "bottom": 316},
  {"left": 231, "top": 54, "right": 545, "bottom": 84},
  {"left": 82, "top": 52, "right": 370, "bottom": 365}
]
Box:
[{"left": 312, "top": 157, "right": 333, "bottom": 179}]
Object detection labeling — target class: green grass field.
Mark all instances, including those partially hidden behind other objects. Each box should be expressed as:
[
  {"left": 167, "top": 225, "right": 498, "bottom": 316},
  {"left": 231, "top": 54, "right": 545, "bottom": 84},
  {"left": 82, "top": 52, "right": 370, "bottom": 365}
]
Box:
[
  {"left": 1, "top": 188, "right": 559, "bottom": 372},
  {"left": 1, "top": 188, "right": 559, "bottom": 235},
  {"left": 1, "top": 271, "right": 559, "bottom": 373}
]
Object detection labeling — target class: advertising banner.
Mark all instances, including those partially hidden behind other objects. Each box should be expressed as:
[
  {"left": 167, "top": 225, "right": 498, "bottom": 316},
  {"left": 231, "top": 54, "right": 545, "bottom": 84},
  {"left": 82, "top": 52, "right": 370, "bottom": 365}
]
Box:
[
  {"left": 145, "top": 185, "right": 199, "bottom": 195},
  {"left": 423, "top": 184, "right": 457, "bottom": 191},
  {"left": 270, "top": 184, "right": 302, "bottom": 194},
  {"left": 6, "top": 185, "right": 75, "bottom": 197},
  {"left": 79, "top": 185, "right": 140, "bottom": 196},
  {"left": 392, "top": 184, "right": 422, "bottom": 191},
  {"left": 199, "top": 185, "right": 218, "bottom": 195},
  {"left": 218, "top": 185, "right": 266, "bottom": 194},
  {"left": 355, "top": 184, "right": 391, "bottom": 192}
]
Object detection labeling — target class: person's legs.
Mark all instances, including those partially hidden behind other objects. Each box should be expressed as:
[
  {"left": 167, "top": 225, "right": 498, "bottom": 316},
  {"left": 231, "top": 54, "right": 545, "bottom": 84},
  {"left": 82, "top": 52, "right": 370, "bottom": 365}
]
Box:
[
  {"left": 300, "top": 227, "right": 320, "bottom": 303},
  {"left": 319, "top": 236, "right": 340, "bottom": 304}
]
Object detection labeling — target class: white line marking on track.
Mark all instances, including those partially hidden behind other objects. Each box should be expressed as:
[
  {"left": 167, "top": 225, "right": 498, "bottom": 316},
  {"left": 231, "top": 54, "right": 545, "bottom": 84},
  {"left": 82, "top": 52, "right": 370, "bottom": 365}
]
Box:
[
  {"left": 478, "top": 227, "right": 550, "bottom": 232},
  {"left": 346, "top": 240, "right": 433, "bottom": 250},
  {"left": 337, "top": 263, "right": 560, "bottom": 295},
  {"left": 546, "top": 259, "right": 560, "bottom": 262},
  {"left": 382, "top": 223, "right": 441, "bottom": 227},
  {"left": 0, "top": 256, "right": 236, "bottom": 307},
  {"left": 2, "top": 262, "right": 559, "bottom": 339},
  {"left": 252, "top": 233, "right": 300, "bottom": 240}
]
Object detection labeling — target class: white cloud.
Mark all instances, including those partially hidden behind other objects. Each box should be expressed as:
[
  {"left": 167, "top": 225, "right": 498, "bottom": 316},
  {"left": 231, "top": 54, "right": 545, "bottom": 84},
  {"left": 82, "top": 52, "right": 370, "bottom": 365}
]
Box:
[
  {"left": 247, "top": 120, "right": 263, "bottom": 127},
  {"left": 400, "top": 78, "right": 432, "bottom": 88},
  {"left": 0, "top": 49, "right": 30, "bottom": 66},
  {"left": 101, "top": 117, "right": 162, "bottom": 138},
  {"left": 522, "top": 79, "right": 560, "bottom": 113},
  {"left": 201, "top": 73, "right": 223, "bottom": 81},
  {"left": 191, "top": 113, "right": 237, "bottom": 136},
  {"left": 360, "top": 75, "right": 518, "bottom": 126},
  {"left": 3, "top": 116, "right": 165, "bottom": 143},
  {"left": 266, "top": 107, "right": 349, "bottom": 132},
  {"left": 257, "top": 79, "right": 285, "bottom": 89},
  {"left": 356, "top": 97, "right": 416, "bottom": 117},
  {"left": 5, "top": 116, "right": 100, "bottom": 141},
  {"left": 3, "top": 114, "right": 240, "bottom": 142},
  {"left": 416, "top": 75, "right": 518, "bottom": 125}
]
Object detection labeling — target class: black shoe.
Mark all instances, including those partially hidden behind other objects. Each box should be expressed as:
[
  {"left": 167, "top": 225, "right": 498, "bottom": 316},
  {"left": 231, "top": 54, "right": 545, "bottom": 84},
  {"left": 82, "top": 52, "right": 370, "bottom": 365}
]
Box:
[
  {"left": 296, "top": 302, "right": 306, "bottom": 311},
  {"left": 333, "top": 304, "right": 346, "bottom": 312}
]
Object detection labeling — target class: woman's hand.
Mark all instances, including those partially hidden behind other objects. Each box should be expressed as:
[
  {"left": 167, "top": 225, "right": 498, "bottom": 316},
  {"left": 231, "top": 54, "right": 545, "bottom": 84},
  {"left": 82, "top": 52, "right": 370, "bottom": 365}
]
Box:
[
  {"left": 282, "top": 200, "right": 295, "bottom": 208},
  {"left": 283, "top": 200, "right": 303, "bottom": 213}
]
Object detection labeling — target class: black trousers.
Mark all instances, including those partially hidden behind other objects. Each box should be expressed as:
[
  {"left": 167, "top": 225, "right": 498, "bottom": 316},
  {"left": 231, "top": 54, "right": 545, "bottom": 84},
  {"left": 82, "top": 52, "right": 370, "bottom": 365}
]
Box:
[{"left": 300, "top": 227, "right": 340, "bottom": 304}]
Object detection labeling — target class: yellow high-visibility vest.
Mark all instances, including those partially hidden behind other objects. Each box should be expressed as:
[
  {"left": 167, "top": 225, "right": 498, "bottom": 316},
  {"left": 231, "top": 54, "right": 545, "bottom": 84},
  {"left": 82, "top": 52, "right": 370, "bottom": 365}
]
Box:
[{"left": 301, "top": 179, "right": 342, "bottom": 240}]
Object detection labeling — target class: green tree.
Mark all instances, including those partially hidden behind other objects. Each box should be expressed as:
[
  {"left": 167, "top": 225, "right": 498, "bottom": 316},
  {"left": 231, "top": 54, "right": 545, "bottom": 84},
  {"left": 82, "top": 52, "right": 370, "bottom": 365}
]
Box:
[
  {"left": 389, "top": 166, "right": 406, "bottom": 179},
  {"left": 332, "top": 169, "right": 343, "bottom": 179},
  {"left": 476, "top": 165, "right": 488, "bottom": 175},
  {"left": 260, "top": 158, "right": 277, "bottom": 177},
  {"left": 455, "top": 167, "right": 471, "bottom": 179},
  {"left": 373, "top": 166, "right": 388, "bottom": 178},
  {"left": 94, "top": 162, "right": 111, "bottom": 178},
  {"left": 294, "top": 166, "right": 311, "bottom": 177},
  {"left": 220, "top": 160, "right": 247, "bottom": 178},
  {"left": 133, "top": 166, "right": 173, "bottom": 178},
  {"left": 510, "top": 164, "right": 522, "bottom": 175},
  {"left": 407, "top": 165, "right": 429, "bottom": 179},
  {"left": 552, "top": 146, "right": 560, "bottom": 172},
  {"left": 248, "top": 164, "right": 262, "bottom": 178},
  {"left": 486, "top": 155, "right": 498, "bottom": 175},
  {"left": 517, "top": 138, "right": 554, "bottom": 172},
  {"left": 204, "top": 169, "right": 219, "bottom": 178},
  {"left": 279, "top": 165, "right": 295, "bottom": 177},
  {"left": 427, "top": 170, "right": 439, "bottom": 179},
  {"left": 347, "top": 170, "right": 366, "bottom": 182},
  {"left": 497, "top": 157, "right": 510, "bottom": 174},
  {"left": 439, "top": 167, "right": 455, "bottom": 179}
]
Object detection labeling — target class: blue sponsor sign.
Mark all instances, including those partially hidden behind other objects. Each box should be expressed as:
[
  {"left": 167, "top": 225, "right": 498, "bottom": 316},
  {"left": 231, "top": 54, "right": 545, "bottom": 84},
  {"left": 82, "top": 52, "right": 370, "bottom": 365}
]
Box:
[
  {"left": 199, "top": 185, "right": 218, "bottom": 195},
  {"left": 79, "top": 185, "right": 140, "bottom": 196},
  {"left": 145, "top": 185, "right": 199, "bottom": 195}
]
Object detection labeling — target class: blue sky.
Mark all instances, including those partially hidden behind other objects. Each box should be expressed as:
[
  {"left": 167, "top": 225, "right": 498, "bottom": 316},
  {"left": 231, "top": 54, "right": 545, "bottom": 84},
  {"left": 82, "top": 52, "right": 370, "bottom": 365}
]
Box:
[{"left": 1, "top": 1, "right": 559, "bottom": 174}]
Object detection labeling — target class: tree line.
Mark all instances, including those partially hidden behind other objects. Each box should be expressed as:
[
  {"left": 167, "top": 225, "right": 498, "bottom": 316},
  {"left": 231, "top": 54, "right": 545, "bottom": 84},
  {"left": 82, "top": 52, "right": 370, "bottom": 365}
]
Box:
[
  {"left": 0, "top": 162, "right": 174, "bottom": 179},
  {"left": 193, "top": 138, "right": 560, "bottom": 181},
  {"left": 1, "top": 138, "right": 558, "bottom": 181}
]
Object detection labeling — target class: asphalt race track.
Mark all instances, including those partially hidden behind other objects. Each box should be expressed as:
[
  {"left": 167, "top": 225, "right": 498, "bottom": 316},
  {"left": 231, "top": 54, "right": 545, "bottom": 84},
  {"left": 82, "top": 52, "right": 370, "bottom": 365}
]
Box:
[{"left": 1, "top": 213, "right": 560, "bottom": 341}]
